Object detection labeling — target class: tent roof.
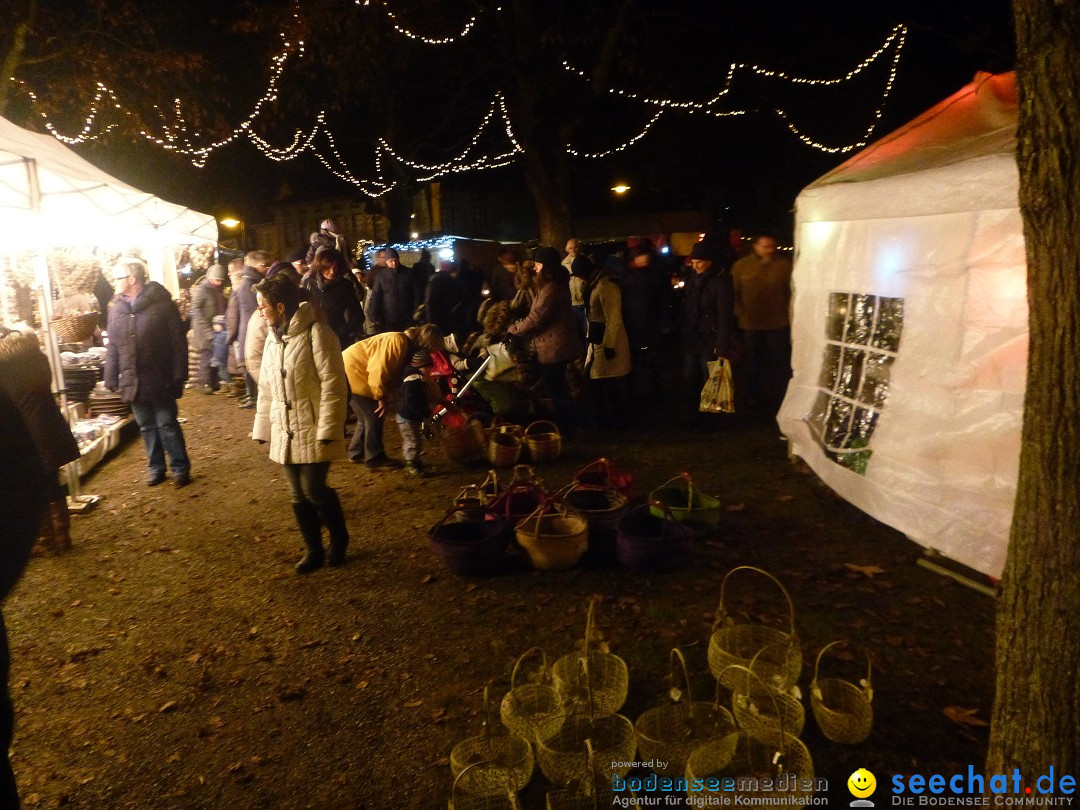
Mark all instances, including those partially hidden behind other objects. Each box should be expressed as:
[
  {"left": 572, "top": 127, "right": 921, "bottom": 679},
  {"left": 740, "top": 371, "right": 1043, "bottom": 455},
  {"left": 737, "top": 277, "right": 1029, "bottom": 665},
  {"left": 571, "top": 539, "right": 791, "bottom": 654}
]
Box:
[
  {"left": 0, "top": 114, "right": 217, "bottom": 244},
  {"left": 808, "top": 72, "right": 1018, "bottom": 189}
]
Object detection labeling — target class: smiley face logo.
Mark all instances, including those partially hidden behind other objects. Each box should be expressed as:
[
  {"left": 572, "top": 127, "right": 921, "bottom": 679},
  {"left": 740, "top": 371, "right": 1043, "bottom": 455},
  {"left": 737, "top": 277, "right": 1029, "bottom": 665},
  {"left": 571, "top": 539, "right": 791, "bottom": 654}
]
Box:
[{"left": 848, "top": 768, "right": 877, "bottom": 798}]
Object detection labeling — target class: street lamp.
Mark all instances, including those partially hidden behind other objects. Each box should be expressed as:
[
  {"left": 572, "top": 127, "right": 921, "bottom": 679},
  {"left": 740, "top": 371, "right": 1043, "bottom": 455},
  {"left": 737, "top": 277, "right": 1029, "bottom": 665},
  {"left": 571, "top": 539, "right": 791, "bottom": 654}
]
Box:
[
  {"left": 611, "top": 184, "right": 631, "bottom": 195},
  {"left": 218, "top": 217, "right": 245, "bottom": 251}
]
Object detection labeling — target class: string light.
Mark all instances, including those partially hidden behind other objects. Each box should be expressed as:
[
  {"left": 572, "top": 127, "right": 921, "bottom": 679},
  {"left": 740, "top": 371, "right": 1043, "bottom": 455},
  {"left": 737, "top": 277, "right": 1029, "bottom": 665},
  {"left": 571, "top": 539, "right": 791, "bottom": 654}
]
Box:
[
  {"left": 561, "top": 23, "right": 907, "bottom": 152},
  {"left": 356, "top": 0, "right": 500, "bottom": 45},
  {"left": 15, "top": 4, "right": 908, "bottom": 195},
  {"left": 566, "top": 110, "right": 665, "bottom": 158}
]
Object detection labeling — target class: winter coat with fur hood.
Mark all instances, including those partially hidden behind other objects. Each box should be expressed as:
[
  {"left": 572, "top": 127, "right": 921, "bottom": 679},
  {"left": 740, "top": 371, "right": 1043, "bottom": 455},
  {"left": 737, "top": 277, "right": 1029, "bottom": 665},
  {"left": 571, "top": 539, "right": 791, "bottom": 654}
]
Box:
[
  {"left": 104, "top": 281, "right": 189, "bottom": 404},
  {"left": 252, "top": 302, "right": 347, "bottom": 465}
]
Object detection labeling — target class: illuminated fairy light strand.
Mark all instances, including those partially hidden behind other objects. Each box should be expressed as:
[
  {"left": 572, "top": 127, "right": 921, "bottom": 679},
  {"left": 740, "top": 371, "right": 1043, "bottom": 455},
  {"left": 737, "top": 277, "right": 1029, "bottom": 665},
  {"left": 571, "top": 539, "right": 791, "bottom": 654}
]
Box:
[
  {"left": 355, "top": 0, "right": 500, "bottom": 45},
  {"left": 774, "top": 24, "right": 906, "bottom": 153},
  {"left": 562, "top": 24, "right": 905, "bottom": 109},
  {"left": 566, "top": 109, "right": 665, "bottom": 158},
  {"left": 14, "top": 10, "right": 307, "bottom": 168},
  {"left": 560, "top": 24, "right": 906, "bottom": 153}
]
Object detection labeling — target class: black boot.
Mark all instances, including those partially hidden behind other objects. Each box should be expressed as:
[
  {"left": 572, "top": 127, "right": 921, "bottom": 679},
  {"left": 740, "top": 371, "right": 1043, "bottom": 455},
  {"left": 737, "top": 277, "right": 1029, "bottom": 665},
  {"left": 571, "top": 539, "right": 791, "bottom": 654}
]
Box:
[
  {"left": 318, "top": 489, "right": 350, "bottom": 567},
  {"left": 292, "top": 502, "right": 325, "bottom": 574}
]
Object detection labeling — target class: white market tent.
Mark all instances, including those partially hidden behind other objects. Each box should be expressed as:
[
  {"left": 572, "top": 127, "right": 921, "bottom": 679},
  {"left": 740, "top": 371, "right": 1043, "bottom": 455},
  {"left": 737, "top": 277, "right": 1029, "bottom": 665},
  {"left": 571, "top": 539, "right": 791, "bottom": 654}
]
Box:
[
  {"left": 0, "top": 113, "right": 217, "bottom": 299},
  {"left": 778, "top": 72, "right": 1025, "bottom": 578},
  {"left": 0, "top": 114, "right": 218, "bottom": 485}
]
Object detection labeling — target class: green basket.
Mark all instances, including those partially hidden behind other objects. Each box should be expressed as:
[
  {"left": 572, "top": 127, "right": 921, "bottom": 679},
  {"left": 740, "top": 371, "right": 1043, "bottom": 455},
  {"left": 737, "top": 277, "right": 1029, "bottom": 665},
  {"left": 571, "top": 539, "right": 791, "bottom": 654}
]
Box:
[{"left": 648, "top": 473, "right": 720, "bottom": 532}]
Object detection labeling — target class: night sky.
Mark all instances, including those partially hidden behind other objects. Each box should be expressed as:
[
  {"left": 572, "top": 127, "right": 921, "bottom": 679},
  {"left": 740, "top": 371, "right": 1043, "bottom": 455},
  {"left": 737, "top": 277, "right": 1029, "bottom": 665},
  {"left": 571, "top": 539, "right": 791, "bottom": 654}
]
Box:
[{"left": 63, "top": 0, "right": 1016, "bottom": 241}]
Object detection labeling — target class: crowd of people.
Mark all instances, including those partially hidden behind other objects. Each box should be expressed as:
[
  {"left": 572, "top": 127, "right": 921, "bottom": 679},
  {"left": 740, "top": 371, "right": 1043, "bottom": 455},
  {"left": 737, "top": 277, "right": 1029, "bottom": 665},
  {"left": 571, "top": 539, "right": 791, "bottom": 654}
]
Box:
[{"left": 0, "top": 223, "right": 795, "bottom": 806}]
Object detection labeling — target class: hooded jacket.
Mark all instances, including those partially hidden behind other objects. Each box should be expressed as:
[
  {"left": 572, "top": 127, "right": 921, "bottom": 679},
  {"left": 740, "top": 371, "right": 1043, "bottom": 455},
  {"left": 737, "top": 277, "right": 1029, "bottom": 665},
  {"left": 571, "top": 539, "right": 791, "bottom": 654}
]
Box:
[
  {"left": 252, "top": 302, "right": 347, "bottom": 465},
  {"left": 189, "top": 276, "right": 225, "bottom": 351},
  {"left": 104, "top": 281, "right": 189, "bottom": 404},
  {"left": 0, "top": 329, "right": 80, "bottom": 470},
  {"left": 507, "top": 279, "right": 583, "bottom": 364},
  {"left": 679, "top": 266, "right": 736, "bottom": 358},
  {"left": 341, "top": 332, "right": 411, "bottom": 401},
  {"left": 368, "top": 264, "right": 416, "bottom": 333}
]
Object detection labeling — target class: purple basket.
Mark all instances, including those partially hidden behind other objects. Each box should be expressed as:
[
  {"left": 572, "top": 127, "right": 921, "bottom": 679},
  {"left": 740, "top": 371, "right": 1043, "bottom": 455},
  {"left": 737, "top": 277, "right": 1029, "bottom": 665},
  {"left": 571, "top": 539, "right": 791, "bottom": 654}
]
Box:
[
  {"left": 428, "top": 510, "right": 511, "bottom": 575},
  {"left": 615, "top": 505, "right": 695, "bottom": 570}
]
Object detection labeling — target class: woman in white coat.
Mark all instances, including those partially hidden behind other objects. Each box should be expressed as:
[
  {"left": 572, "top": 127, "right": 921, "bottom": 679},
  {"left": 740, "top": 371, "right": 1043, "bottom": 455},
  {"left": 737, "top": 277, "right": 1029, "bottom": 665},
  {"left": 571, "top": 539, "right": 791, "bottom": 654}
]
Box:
[
  {"left": 583, "top": 257, "right": 631, "bottom": 429},
  {"left": 252, "top": 274, "right": 351, "bottom": 573}
]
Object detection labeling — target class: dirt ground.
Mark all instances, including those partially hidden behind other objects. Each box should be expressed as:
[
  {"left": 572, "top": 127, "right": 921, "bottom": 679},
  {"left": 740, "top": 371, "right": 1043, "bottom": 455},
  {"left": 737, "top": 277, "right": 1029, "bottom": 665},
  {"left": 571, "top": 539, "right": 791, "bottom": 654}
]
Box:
[{"left": 8, "top": 375, "right": 996, "bottom": 809}]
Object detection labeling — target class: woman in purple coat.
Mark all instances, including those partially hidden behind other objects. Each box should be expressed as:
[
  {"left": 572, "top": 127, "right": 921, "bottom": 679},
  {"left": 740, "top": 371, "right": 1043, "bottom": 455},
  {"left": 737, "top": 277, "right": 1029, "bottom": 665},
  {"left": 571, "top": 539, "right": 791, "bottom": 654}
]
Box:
[{"left": 507, "top": 246, "right": 584, "bottom": 433}]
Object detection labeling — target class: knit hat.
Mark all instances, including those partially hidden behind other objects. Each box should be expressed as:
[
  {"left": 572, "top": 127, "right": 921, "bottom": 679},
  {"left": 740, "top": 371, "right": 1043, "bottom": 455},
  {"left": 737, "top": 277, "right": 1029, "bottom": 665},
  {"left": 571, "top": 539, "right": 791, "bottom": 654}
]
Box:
[
  {"left": 410, "top": 349, "right": 433, "bottom": 368},
  {"left": 206, "top": 263, "right": 227, "bottom": 282},
  {"left": 689, "top": 241, "right": 717, "bottom": 262},
  {"left": 570, "top": 255, "right": 595, "bottom": 279},
  {"left": 385, "top": 248, "right": 400, "bottom": 261},
  {"left": 533, "top": 246, "right": 561, "bottom": 270}
]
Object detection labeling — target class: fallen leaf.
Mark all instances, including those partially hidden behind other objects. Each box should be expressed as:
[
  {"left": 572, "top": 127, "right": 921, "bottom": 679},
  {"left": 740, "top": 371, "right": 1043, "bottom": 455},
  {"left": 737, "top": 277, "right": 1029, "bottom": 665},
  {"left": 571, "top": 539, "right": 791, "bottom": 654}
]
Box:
[
  {"left": 943, "top": 706, "right": 989, "bottom": 728},
  {"left": 421, "top": 575, "right": 434, "bottom": 585},
  {"left": 356, "top": 680, "right": 369, "bottom": 690},
  {"left": 403, "top": 699, "right": 423, "bottom": 708},
  {"left": 158, "top": 701, "right": 179, "bottom": 713},
  {"left": 844, "top": 564, "right": 886, "bottom": 578}
]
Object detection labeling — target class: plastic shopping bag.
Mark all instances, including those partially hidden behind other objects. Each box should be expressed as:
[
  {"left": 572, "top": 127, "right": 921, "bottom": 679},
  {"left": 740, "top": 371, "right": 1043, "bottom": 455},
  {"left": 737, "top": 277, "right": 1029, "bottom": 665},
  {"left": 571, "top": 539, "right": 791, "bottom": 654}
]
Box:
[{"left": 699, "top": 358, "right": 735, "bottom": 413}]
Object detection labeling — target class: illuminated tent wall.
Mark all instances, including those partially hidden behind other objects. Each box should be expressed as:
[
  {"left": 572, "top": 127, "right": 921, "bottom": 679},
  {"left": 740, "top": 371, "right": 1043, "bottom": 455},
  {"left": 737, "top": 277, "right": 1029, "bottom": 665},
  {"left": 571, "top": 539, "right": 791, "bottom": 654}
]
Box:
[
  {"left": 0, "top": 113, "right": 218, "bottom": 307},
  {"left": 778, "top": 72, "right": 1024, "bottom": 578}
]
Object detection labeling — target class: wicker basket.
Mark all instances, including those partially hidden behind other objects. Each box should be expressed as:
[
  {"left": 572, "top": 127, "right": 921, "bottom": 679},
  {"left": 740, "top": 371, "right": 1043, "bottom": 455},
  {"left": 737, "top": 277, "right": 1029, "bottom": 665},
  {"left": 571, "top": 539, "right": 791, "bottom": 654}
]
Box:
[
  {"left": 545, "top": 739, "right": 640, "bottom": 809},
  {"left": 450, "top": 485, "right": 492, "bottom": 523},
  {"left": 490, "top": 480, "right": 548, "bottom": 527},
  {"left": 684, "top": 729, "right": 815, "bottom": 808},
  {"left": 573, "top": 458, "right": 634, "bottom": 498},
  {"left": 648, "top": 472, "right": 720, "bottom": 533},
  {"left": 429, "top": 506, "right": 510, "bottom": 576},
  {"left": 486, "top": 423, "right": 524, "bottom": 468},
  {"left": 500, "top": 648, "right": 566, "bottom": 743},
  {"left": 537, "top": 661, "right": 636, "bottom": 787},
  {"left": 687, "top": 666, "right": 814, "bottom": 808},
  {"left": 635, "top": 649, "right": 736, "bottom": 777},
  {"left": 451, "top": 687, "right": 534, "bottom": 795},
  {"left": 708, "top": 566, "right": 802, "bottom": 692},
  {"left": 810, "top": 641, "right": 873, "bottom": 744},
  {"left": 436, "top": 411, "right": 487, "bottom": 463},
  {"left": 523, "top": 420, "right": 562, "bottom": 463},
  {"left": 51, "top": 312, "right": 99, "bottom": 343},
  {"left": 731, "top": 646, "right": 805, "bottom": 745},
  {"left": 449, "top": 762, "right": 521, "bottom": 810},
  {"left": 615, "top": 503, "right": 695, "bottom": 570},
  {"left": 562, "top": 483, "right": 628, "bottom": 534},
  {"left": 478, "top": 470, "right": 503, "bottom": 502},
  {"left": 515, "top": 502, "right": 588, "bottom": 571},
  {"left": 552, "top": 599, "right": 628, "bottom": 716}
]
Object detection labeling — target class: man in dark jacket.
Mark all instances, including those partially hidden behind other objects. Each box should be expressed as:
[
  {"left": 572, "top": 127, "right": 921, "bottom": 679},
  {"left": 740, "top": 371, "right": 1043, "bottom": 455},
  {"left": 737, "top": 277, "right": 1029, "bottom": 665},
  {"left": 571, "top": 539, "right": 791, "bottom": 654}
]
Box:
[
  {"left": 105, "top": 257, "right": 192, "bottom": 486},
  {"left": 422, "top": 261, "right": 467, "bottom": 338},
  {"left": 227, "top": 250, "right": 269, "bottom": 408},
  {"left": 679, "top": 241, "right": 737, "bottom": 420},
  {"left": 189, "top": 263, "right": 227, "bottom": 393},
  {"left": 367, "top": 248, "right": 415, "bottom": 333},
  {"left": 621, "top": 244, "right": 669, "bottom": 398}
]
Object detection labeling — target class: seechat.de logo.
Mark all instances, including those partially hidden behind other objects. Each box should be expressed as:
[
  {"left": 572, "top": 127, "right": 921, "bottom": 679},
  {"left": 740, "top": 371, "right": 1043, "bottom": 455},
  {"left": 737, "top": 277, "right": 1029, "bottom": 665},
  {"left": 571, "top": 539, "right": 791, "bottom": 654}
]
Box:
[{"left": 850, "top": 768, "right": 878, "bottom": 807}]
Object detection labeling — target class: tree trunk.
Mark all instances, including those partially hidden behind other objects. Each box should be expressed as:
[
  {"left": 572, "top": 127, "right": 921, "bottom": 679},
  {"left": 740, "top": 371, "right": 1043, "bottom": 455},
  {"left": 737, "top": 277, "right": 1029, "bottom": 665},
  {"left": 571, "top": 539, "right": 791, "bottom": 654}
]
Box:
[
  {"left": 988, "top": 1, "right": 1080, "bottom": 776},
  {"left": 0, "top": 0, "right": 38, "bottom": 117},
  {"left": 522, "top": 148, "right": 573, "bottom": 249}
]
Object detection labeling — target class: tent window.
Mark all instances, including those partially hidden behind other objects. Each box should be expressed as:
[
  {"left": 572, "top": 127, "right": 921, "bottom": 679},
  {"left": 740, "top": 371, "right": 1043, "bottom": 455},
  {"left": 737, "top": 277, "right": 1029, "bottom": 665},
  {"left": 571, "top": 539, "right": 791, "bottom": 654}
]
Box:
[{"left": 808, "top": 292, "right": 904, "bottom": 475}]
